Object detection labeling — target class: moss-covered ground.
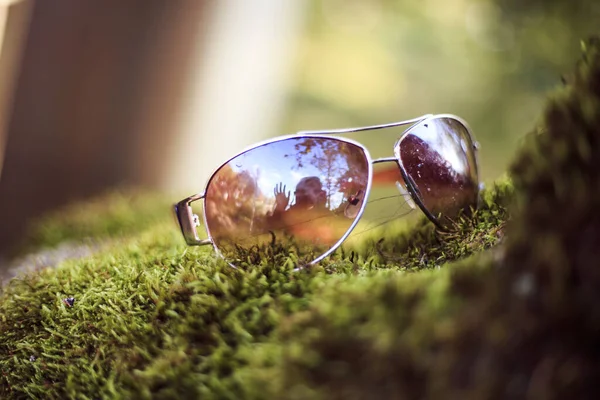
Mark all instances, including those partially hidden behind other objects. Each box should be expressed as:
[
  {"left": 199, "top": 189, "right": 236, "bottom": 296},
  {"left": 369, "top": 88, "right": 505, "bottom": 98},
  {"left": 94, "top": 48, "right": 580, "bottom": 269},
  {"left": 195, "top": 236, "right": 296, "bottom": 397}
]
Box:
[{"left": 1, "top": 39, "right": 600, "bottom": 399}]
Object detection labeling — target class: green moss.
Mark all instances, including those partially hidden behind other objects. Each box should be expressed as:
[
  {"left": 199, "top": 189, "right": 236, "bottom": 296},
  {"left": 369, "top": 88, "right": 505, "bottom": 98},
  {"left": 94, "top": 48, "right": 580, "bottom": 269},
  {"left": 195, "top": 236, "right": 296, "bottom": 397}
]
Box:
[
  {"left": 1, "top": 39, "right": 600, "bottom": 399},
  {"left": 24, "top": 190, "right": 172, "bottom": 251},
  {"left": 347, "top": 178, "right": 511, "bottom": 272}
]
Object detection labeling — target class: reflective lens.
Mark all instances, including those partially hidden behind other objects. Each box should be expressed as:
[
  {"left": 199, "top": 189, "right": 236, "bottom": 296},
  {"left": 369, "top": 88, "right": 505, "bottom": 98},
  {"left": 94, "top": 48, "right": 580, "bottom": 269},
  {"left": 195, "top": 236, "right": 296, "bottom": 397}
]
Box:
[
  {"left": 204, "top": 137, "right": 369, "bottom": 266},
  {"left": 395, "top": 117, "right": 479, "bottom": 227}
]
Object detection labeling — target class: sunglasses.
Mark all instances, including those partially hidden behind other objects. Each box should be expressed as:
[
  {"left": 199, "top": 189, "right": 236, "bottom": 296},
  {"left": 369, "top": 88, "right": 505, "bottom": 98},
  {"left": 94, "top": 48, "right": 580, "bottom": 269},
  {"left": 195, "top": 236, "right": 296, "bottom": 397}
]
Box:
[{"left": 175, "top": 114, "right": 480, "bottom": 268}]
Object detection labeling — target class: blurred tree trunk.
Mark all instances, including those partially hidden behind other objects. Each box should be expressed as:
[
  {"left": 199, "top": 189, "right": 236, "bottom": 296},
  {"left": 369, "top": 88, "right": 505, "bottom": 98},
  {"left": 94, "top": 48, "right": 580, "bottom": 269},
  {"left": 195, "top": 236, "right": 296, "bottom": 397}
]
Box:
[
  {"left": 0, "top": 0, "right": 32, "bottom": 179},
  {"left": 0, "top": 0, "right": 209, "bottom": 254}
]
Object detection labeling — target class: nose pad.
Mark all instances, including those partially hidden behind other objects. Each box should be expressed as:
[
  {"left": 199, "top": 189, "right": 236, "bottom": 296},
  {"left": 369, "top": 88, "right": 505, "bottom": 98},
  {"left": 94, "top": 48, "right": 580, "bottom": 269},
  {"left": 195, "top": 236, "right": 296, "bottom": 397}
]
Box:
[{"left": 395, "top": 181, "right": 416, "bottom": 210}]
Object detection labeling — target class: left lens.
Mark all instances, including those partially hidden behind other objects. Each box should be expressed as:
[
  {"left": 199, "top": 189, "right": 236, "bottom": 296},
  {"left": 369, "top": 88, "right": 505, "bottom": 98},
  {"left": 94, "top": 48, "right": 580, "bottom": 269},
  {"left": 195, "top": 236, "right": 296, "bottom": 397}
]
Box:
[
  {"left": 394, "top": 116, "right": 479, "bottom": 227},
  {"left": 204, "top": 136, "right": 369, "bottom": 267}
]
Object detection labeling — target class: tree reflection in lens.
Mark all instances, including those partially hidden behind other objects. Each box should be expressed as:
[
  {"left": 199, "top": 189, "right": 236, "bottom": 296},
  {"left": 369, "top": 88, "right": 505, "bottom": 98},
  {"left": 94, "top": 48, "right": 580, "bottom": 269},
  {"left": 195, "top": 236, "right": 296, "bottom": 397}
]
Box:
[{"left": 204, "top": 137, "right": 369, "bottom": 266}]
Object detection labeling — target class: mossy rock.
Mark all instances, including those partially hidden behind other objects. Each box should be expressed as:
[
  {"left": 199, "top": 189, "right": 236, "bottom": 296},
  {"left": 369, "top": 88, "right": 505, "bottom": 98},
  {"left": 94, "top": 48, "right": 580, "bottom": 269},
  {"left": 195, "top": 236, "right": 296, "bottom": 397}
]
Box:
[{"left": 1, "top": 39, "right": 600, "bottom": 399}]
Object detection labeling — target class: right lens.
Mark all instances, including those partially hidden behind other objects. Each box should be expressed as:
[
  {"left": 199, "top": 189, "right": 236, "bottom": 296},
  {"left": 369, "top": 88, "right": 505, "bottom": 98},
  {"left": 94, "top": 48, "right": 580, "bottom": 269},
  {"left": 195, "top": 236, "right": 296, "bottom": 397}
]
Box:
[
  {"left": 204, "top": 136, "right": 369, "bottom": 266},
  {"left": 395, "top": 117, "right": 479, "bottom": 227}
]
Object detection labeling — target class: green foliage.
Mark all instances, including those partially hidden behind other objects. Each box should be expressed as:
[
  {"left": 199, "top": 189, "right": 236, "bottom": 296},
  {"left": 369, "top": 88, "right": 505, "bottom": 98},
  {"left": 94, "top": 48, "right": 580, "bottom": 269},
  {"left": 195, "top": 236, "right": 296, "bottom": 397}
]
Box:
[
  {"left": 2, "top": 38, "right": 600, "bottom": 399},
  {"left": 288, "top": 0, "right": 600, "bottom": 180}
]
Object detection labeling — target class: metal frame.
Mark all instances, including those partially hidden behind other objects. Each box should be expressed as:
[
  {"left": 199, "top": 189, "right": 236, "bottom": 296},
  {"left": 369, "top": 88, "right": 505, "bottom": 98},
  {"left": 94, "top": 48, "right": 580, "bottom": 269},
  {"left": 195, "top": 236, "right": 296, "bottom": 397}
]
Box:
[{"left": 174, "top": 114, "right": 480, "bottom": 268}]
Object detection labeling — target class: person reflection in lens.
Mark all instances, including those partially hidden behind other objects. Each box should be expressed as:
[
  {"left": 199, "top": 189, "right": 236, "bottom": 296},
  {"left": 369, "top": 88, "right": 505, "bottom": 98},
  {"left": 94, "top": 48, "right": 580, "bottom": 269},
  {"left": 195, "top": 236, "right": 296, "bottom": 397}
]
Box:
[
  {"left": 269, "top": 177, "right": 335, "bottom": 245},
  {"left": 273, "top": 177, "right": 327, "bottom": 213}
]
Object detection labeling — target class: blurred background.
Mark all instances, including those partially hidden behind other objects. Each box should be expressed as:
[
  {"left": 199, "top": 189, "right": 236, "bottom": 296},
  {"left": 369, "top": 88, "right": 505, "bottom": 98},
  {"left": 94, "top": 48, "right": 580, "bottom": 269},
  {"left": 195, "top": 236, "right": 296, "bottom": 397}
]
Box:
[{"left": 0, "top": 0, "right": 598, "bottom": 257}]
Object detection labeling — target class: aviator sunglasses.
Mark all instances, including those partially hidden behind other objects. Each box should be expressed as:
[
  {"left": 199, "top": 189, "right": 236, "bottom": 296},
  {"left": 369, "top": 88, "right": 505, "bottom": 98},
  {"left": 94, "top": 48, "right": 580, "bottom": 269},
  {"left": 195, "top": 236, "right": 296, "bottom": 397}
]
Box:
[{"left": 175, "top": 114, "right": 480, "bottom": 268}]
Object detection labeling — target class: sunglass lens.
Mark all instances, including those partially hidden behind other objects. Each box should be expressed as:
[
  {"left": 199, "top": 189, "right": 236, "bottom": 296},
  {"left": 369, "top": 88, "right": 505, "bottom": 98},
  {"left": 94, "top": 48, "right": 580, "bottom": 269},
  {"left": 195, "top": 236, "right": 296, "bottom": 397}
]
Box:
[
  {"left": 204, "top": 137, "right": 369, "bottom": 266},
  {"left": 396, "top": 117, "right": 479, "bottom": 226}
]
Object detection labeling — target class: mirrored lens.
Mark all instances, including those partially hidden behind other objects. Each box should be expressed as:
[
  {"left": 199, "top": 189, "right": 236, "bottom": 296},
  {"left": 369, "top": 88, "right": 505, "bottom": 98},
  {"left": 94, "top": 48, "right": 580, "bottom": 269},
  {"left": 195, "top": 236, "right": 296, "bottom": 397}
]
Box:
[
  {"left": 395, "top": 117, "right": 479, "bottom": 226},
  {"left": 204, "top": 137, "right": 369, "bottom": 266}
]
